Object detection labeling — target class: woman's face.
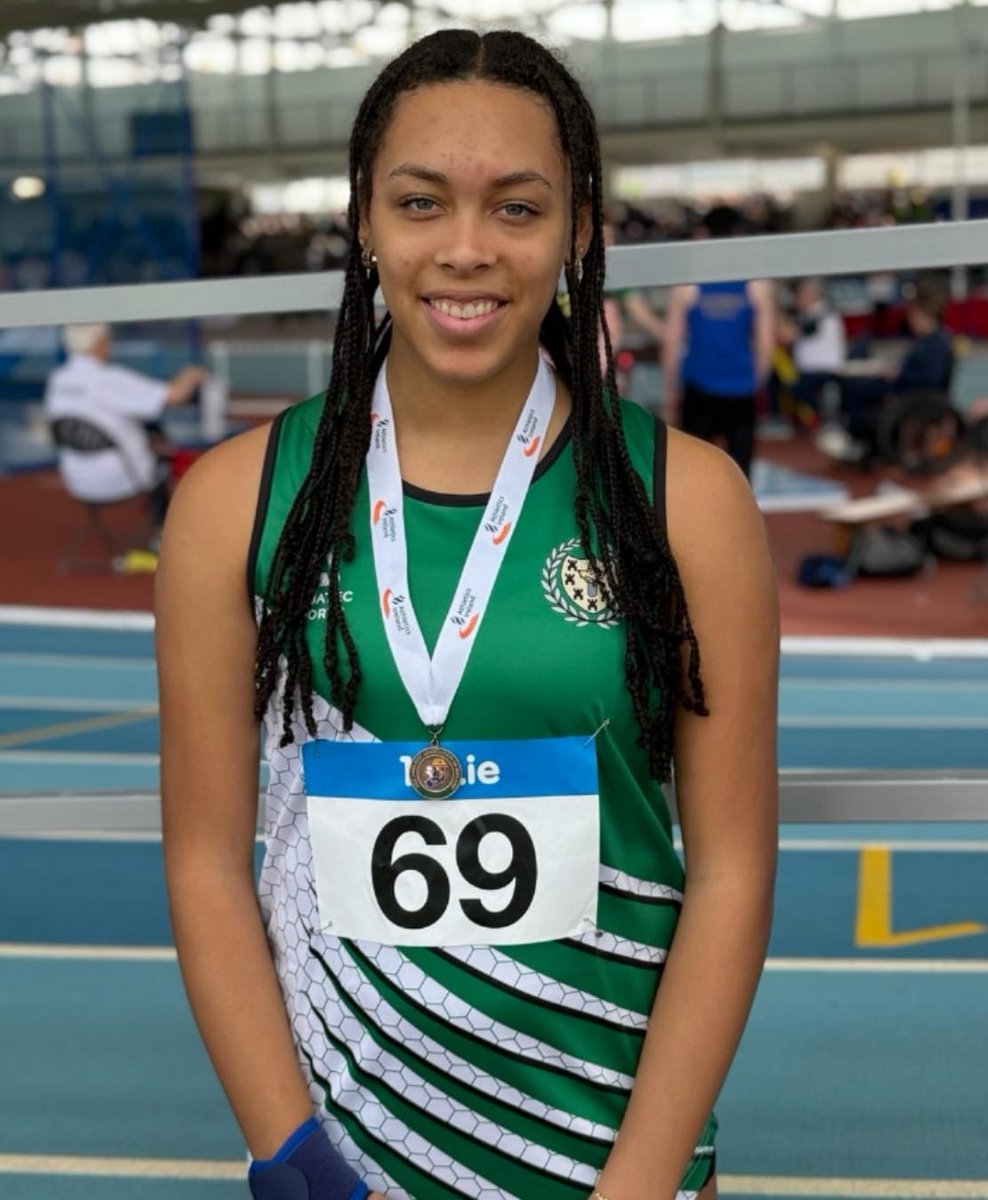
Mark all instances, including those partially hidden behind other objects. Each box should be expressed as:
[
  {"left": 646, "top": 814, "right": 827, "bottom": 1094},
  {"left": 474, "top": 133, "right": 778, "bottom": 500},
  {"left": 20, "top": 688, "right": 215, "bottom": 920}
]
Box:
[{"left": 360, "top": 80, "right": 585, "bottom": 390}]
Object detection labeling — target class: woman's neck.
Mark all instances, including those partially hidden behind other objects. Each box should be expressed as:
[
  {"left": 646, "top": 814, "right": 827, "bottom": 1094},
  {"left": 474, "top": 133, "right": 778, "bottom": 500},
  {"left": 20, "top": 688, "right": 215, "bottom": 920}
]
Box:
[
  {"left": 383, "top": 344, "right": 570, "bottom": 495},
  {"left": 384, "top": 346, "right": 541, "bottom": 438}
]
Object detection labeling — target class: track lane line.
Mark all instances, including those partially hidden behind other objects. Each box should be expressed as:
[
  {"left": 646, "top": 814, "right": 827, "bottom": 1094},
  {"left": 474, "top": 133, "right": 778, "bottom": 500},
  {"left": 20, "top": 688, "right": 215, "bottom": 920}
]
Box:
[{"left": 0, "top": 1156, "right": 985, "bottom": 1195}]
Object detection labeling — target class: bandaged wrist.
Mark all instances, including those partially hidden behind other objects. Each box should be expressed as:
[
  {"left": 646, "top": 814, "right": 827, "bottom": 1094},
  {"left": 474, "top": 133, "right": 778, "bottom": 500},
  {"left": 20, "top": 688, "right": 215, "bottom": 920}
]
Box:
[{"left": 248, "top": 1117, "right": 368, "bottom": 1200}]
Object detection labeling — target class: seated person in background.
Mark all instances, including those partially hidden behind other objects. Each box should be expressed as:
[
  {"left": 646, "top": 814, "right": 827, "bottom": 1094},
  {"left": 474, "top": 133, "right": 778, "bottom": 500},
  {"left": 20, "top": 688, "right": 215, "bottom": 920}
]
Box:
[
  {"left": 44, "top": 322, "right": 205, "bottom": 531},
  {"left": 824, "top": 277, "right": 954, "bottom": 465},
  {"left": 772, "top": 277, "right": 846, "bottom": 427}
]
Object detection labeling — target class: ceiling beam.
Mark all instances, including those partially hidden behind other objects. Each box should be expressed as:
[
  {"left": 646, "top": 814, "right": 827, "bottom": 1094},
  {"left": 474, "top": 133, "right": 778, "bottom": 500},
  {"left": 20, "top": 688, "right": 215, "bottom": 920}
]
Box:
[
  {"left": 1, "top": 0, "right": 595, "bottom": 42},
  {"left": 0, "top": 0, "right": 264, "bottom": 39}
]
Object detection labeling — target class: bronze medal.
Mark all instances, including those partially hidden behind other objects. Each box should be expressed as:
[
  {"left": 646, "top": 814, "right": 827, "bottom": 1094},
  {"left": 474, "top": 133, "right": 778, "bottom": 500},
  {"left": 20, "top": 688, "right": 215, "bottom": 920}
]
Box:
[{"left": 409, "top": 744, "right": 462, "bottom": 800}]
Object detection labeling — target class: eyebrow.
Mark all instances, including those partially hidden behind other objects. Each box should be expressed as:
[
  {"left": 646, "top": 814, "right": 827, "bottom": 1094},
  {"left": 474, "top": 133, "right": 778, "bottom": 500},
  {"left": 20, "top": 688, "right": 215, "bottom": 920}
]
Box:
[{"left": 386, "top": 164, "right": 553, "bottom": 191}]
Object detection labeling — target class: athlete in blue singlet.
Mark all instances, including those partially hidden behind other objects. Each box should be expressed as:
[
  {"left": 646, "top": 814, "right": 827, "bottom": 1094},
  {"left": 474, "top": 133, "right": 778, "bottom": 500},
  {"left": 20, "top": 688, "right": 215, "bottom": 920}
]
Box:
[{"left": 661, "top": 206, "right": 775, "bottom": 479}]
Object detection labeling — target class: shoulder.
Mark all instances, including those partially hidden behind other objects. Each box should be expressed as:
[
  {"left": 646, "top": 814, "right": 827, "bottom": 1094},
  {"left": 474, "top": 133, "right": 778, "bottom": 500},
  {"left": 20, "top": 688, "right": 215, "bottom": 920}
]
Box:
[
  {"left": 746, "top": 279, "right": 774, "bottom": 305},
  {"left": 665, "top": 427, "right": 773, "bottom": 595},
  {"left": 43, "top": 361, "right": 71, "bottom": 399},
  {"left": 616, "top": 395, "right": 655, "bottom": 440},
  {"left": 163, "top": 421, "right": 274, "bottom": 561},
  {"left": 614, "top": 398, "right": 659, "bottom": 484},
  {"left": 155, "top": 421, "right": 276, "bottom": 633},
  {"left": 664, "top": 436, "right": 779, "bottom": 697},
  {"left": 668, "top": 284, "right": 699, "bottom": 310},
  {"left": 284, "top": 390, "right": 327, "bottom": 434},
  {"left": 173, "top": 393, "right": 325, "bottom": 513}
]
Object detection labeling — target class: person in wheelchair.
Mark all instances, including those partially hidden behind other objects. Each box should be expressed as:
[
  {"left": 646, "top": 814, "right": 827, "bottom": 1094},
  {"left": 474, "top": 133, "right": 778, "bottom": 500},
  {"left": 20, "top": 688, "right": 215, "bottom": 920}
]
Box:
[
  {"left": 823, "top": 277, "right": 954, "bottom": 467},
  {"left": 44, "top": 322, "right": 206, "bottom": 532}
]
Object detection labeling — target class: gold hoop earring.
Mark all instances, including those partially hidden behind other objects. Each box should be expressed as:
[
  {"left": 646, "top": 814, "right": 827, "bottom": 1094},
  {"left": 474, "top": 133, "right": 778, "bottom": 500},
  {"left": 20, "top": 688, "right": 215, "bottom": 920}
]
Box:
[{"left": 361, "top": 244, "right": 377, "bottom": 270}]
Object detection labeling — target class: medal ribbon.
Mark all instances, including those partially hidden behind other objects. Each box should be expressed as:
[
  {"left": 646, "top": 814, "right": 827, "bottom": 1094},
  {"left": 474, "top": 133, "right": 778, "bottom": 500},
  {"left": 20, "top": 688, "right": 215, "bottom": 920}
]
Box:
[{"left": 367, "top": 355, "right": 556, "bottom": 729}]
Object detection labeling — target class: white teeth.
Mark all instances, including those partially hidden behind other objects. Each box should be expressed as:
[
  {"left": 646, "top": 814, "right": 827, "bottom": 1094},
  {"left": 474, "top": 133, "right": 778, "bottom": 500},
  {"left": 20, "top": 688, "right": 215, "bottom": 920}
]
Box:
[{"left": 431, "top": 299, "right": 499, "bottom": 319}]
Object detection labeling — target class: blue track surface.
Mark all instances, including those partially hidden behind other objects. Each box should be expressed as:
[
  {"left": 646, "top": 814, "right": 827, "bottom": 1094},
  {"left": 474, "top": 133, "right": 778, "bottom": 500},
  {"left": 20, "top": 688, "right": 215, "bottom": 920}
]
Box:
[
  {"left": 1, "top": 617, "right": 986, "bottom": 1198},
  {"left": 3, "top": 624, "right": 988, "bottom": 792}
]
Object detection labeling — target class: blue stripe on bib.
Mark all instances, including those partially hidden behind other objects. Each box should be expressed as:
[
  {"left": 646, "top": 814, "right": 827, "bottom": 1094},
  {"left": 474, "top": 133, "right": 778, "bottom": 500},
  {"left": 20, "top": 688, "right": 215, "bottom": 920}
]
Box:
[{"left": 301, "top": 736, "right": 597, "bottom": 800}]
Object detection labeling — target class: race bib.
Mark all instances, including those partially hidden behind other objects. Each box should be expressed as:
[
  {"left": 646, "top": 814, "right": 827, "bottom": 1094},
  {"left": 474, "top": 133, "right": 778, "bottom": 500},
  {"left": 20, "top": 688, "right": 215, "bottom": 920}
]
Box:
[{"left": 302, "top": 737, "right": 599, "bottom": 947}]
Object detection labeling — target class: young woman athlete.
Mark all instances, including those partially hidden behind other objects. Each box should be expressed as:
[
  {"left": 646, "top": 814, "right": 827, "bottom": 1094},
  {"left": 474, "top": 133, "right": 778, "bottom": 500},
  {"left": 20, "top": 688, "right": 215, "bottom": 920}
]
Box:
[{"left": 157, "top": 29, "right": 778, "bottom": 1200}]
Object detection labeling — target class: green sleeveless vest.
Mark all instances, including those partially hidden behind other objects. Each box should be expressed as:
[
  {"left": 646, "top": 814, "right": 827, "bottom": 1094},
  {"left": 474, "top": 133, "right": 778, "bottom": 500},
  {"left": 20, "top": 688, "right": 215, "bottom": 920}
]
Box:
[{"left": 250, "top": 392, "right": 717, "bottom": 1199}]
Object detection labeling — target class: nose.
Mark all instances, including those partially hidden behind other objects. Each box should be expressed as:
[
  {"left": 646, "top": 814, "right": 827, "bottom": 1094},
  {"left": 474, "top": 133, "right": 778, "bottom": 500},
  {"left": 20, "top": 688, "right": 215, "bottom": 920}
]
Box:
[{"left": 435, "top": 213, "right": 496, "bottom": 274}]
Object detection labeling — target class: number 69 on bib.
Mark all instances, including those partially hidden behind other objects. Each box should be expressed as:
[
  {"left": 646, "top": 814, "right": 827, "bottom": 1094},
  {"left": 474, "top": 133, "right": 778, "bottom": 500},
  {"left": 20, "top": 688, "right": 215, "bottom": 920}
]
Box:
[
  {"left": 308, "top": 794, "right": 599, "bottom": 946},
  {"left": 303, "top": 738, "right": 601, "bottom": 948}
]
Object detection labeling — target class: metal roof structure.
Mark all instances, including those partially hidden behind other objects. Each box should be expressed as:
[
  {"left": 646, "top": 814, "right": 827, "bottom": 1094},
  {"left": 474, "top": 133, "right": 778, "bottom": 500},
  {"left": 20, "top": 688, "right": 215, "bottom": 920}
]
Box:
[
  {"left": 1, "top": 0, "right": 577, "bottom": 43},
  {"left": 0, "top": 0, "right": 271, "bottom": 39},
  {"left": 0, "top": 1, "right": 969, "bottom": 45}
]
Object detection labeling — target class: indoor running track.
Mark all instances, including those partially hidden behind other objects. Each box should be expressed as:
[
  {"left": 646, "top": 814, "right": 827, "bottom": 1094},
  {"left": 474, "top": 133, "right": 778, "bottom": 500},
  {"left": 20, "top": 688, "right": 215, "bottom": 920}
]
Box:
[{"left": 1, "top": 616, "right": 986, "bottom": 1199}]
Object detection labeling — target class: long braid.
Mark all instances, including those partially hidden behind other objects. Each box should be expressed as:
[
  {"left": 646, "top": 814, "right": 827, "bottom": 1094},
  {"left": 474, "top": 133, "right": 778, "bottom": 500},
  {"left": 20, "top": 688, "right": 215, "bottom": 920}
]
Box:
[
  {"left": 507, "top": 32, "right": 708, "bottom": 780},
  {"left": 253, "top": 28, "right": 707, "bottom": 781}
]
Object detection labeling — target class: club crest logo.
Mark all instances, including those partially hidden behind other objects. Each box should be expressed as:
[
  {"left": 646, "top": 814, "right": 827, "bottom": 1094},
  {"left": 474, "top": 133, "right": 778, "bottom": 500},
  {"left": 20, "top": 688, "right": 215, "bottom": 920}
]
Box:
[{"left": 541, "top": 540, "right": 619, "bottom": 627}]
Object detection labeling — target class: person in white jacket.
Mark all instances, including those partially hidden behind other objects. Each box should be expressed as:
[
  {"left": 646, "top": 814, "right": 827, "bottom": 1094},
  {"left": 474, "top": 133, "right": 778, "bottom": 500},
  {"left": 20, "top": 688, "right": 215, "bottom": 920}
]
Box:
[{"left": 44, "top": 322, "right": 205, "bottom": 528}]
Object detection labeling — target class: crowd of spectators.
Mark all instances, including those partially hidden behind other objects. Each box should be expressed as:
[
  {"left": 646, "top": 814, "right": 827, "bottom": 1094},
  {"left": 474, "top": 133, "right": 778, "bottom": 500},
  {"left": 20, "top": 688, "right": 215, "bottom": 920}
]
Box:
[
  {"left": 823, "top": 187, "right": 936, "bottom": 230},
  {"left": 197, "top": 186, "right": 981, "bottom": 280},
  {"left": 199, "top": 195, "right": 351, "bottom": 278},
  {"left": 1, "top": 185, "right": 979, "bottom": 293},
  {"left": 196, "top": 190, "right": 795, "bottom": 279}
]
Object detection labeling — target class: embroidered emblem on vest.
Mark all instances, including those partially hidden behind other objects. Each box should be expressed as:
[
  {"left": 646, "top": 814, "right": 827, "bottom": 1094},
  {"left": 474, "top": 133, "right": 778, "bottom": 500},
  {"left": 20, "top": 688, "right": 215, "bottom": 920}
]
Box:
[{"left": 541, "top": 539, "right": 618, "bottom": 627}]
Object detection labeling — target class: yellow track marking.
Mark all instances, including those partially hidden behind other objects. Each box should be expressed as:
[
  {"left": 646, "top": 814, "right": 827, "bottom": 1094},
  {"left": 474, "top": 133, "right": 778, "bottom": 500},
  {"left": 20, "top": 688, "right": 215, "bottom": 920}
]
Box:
[
  {"left": 856, "top": 847, "right": 987, "bottom": 948},
  {"left": 0, "top": 706, "right": 158, "bottom": 750}
]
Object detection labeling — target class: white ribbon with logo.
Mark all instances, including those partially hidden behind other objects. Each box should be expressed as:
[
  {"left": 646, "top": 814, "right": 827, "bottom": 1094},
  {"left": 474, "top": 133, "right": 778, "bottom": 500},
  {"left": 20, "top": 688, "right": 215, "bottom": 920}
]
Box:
[{"left": 366, "top": 355, "right": 556, "bottom": 728}]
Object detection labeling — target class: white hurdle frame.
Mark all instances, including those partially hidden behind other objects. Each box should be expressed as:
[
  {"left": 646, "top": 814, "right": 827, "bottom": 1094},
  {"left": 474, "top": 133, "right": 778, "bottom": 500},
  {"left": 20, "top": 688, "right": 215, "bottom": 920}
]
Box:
[
  {"left": 0, "top": 220, "right": 986, "bottom": 328},
  {"left": 0, "top": 772, "right": 985, "bottom": 835}
]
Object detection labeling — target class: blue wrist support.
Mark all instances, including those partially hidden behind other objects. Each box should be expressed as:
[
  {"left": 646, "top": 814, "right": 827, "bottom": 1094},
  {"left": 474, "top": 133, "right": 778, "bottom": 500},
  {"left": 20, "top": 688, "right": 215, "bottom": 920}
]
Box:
[{"left": 249, "top": 1117, "right": 368, "bottom": 1200}]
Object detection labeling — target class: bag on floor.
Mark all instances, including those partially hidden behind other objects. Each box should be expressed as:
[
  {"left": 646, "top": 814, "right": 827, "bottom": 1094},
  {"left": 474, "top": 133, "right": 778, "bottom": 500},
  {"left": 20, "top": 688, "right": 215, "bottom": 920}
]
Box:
[
  {"left": 796, "top": 554, "right": 851, "bottom": 588},
  {"left": 910, "top": 511, "right": 988, "bottom": 562},
  {"left": 850, "top": 525, "right": 927, "bottom": 578}
]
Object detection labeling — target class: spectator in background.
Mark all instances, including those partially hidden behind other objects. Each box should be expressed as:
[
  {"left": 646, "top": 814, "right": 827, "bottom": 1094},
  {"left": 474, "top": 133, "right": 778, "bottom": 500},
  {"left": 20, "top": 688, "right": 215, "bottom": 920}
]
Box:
[
  {"left": 772, "top": 277, "right": 846, "bottom": 429},
  {"left": 789, "top": 278, "right": 847, "bottom": 378},
  {"left": 822, "top": 276, "right": 955, "bottom": 466},
  {"left": 662, "top": 205, "right": 775, "bottom": 478},
  {"left": 44, "top": 322, "right": 205, "bottom": 531}
]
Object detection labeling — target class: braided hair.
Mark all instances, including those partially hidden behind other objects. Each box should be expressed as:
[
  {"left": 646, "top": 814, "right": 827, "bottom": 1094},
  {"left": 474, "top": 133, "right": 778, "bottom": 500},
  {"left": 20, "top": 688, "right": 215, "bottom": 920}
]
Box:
[{"left": 253, "top": 28, "right": 707, "bottom": 783}]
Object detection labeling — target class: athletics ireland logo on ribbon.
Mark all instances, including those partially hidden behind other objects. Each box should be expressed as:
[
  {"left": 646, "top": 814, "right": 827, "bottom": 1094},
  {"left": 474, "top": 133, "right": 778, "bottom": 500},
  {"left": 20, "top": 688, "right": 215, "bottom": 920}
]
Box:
[
  {"left": 483, "top": 494, "right": 513, "bottom": 547},
  {"left": 370, "top": 413, "right": 392, "bottom": 453},
  {"left": 516, "top": 406, "right": 542, "bottom": 460},
  {"left": 366, "top": 354, "right": 556, "bottom": 730},
  {"left": 449, "top": 587, "right": 480, "bottom": 640},
  {"left": 542, "top": 539, "right": 619, "bottom": 628},
  {"left": 372, "top": 499, "right": 399, "bottom": 543}
]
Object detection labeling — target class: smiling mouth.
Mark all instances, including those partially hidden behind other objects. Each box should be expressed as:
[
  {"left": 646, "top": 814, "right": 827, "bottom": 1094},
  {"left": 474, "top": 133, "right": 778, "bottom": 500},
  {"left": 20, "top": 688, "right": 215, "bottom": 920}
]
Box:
[{"left": 426, "top": 298, "right": 505, "bottom": 320}]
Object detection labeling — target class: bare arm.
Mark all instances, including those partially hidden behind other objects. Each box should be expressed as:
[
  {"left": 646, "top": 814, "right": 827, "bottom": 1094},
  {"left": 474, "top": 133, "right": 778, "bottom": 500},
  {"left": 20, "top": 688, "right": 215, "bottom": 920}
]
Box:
[
  {"left": 156, "top": 425, "right": 315, "bottom": 1158},
  {"left": 749, "top": 279, "right": 777, "bottom": 388},
  {"left": 661, "top": 287, "right": 690, "bottom": 425},
  {"left": 594, "top": 433, "right": 779, "bottom": 1198},
  {"left": 164, "top": 364, "right": 208, "bottom": 406}
]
